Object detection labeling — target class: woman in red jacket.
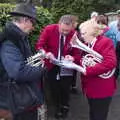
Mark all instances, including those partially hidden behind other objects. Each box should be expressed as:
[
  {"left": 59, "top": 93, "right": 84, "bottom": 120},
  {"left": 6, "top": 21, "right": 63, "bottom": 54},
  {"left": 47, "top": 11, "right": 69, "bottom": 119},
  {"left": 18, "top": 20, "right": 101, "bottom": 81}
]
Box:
[{"left": 79, "top": 19, "right": 117, "bottom": 120}]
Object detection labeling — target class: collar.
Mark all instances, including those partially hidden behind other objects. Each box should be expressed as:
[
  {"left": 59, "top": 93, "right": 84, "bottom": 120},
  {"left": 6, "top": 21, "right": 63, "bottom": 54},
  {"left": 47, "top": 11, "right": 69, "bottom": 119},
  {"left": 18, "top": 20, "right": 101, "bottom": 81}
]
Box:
[{"left": 4, "top": 22, "right": 27, "bottom": 42}]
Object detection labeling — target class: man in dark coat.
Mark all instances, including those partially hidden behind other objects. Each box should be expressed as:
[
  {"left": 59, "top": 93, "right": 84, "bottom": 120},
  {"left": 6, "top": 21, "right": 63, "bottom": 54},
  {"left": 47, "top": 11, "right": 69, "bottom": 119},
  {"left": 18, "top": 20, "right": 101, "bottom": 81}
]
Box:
[{"left": 0, "top": 2, "right": 44, "bottom": 120}]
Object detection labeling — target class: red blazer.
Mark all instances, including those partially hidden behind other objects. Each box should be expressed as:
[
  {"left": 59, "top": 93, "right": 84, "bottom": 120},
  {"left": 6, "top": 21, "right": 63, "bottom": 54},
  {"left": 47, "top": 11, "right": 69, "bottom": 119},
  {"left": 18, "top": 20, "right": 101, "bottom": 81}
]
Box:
[
  {"left": 35, "top": 24, "right": 81, "bottom": 70},
  {"left": 80, "top": 35, "right": 117, "bottom": 98}
]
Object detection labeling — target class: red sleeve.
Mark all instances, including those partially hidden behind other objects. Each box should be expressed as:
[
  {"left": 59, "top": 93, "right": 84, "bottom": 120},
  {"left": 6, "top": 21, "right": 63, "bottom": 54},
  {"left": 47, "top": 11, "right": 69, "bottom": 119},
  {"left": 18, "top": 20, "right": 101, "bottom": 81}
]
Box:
[{"left": 86, "top": 37, "right": 117, "bottom": 77}]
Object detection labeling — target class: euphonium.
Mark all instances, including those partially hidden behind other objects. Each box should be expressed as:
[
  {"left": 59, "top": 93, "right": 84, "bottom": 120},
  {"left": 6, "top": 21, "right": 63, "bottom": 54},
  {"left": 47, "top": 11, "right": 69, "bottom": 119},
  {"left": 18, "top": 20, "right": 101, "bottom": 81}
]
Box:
[
  {"left": 26, "top": 49, "right": 46, "bottom": 67},
  {"left": 70, "top": 33, "right": 115, "bottom": 79}
]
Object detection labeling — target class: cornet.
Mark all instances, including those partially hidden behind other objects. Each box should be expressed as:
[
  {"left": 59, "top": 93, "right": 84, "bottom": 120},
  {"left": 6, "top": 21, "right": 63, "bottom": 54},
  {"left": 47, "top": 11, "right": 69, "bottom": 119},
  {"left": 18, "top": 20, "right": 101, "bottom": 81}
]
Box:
[
  {"left": 26, "top": 49, "right": 46, "bottom": 67},
  {"left": 70, "top": 33, "right": 115, "bottom": 79}
]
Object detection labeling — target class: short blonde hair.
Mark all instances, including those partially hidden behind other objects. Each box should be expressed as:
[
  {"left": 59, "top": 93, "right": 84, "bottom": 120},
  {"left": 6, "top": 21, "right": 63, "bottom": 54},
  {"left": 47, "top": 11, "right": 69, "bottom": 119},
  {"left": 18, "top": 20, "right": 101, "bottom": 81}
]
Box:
[{"left": 79, "top": 19, "right": 106, "bottom": 37}]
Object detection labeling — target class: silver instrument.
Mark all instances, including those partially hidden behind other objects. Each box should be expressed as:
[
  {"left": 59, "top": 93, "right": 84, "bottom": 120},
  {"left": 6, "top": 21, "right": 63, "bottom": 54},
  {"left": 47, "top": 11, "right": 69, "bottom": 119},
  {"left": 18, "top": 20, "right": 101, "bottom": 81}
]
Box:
[
  {"left": 70, "top": 33, "right": 115, "bottom": 79},
  {"left": 71, "top": 33, "right": 103, "bottom": 60},
  {"left": 26, "top": 49, "right": 46, "bottom": 67}
]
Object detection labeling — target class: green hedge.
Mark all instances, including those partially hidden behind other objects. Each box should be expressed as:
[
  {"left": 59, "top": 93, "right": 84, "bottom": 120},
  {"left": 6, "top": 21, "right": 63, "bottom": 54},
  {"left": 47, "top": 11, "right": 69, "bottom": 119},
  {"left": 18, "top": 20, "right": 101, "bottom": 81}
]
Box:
[
  {"left": 51, "top": 0, "right": 119, "bottom": 24},
  {"left": 0, "top": 3, "right": 53, "bottom": 51},
  {"left": 0, "top": 4, "right": 14, "bottom": 27}
]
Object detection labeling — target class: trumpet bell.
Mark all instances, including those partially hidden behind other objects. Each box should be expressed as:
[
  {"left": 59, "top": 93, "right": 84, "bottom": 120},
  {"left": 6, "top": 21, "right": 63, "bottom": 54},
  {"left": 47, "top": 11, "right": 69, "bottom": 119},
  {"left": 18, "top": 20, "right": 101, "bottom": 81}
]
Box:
[
  {"left": 26, "top": 49, "right": 46, "bottom": 67},
  {"left": 70, "top": 33, "right": 103, "bottom": 60}
]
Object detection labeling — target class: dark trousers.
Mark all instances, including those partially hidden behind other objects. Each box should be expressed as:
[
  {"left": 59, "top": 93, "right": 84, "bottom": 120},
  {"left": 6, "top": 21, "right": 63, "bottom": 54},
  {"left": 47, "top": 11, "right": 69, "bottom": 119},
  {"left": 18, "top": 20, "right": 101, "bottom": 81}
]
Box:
[
  {"left": 13, "top": 110, "right": 37, "bottom": 120},
  {"left": 88, "top": 97, "right": 112, "bottom": 120},
  {"left": 71, "top": 71, "right": 77, "bottom": 87},
  {"left": 46, "top": 67, "right": 72, "bottom": 109}
]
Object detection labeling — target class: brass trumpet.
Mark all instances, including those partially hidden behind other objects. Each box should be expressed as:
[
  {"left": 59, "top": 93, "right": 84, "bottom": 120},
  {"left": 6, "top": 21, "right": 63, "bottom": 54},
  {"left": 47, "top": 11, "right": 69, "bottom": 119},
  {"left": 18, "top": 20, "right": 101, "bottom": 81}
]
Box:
[{"left": 26, "top": 49, "right": 46, "bottom": 67}]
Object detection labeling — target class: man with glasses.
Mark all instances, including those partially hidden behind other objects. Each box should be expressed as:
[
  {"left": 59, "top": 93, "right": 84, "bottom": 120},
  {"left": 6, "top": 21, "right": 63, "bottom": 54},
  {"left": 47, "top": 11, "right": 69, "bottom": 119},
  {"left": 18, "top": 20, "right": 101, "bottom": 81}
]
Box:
[{"left": 0, "top": 2, "right": 44, "bottom": 120}]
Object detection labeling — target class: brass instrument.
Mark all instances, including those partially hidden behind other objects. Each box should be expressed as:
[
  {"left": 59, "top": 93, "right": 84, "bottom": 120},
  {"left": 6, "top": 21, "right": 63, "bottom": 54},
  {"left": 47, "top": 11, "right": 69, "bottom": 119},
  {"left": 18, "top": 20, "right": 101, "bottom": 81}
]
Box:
[
  {"left": 70, "top": 33, "right": 115, "bottom": 79},
  {"left": 26, "top": 49, "right": 46, "bottom": 67},
  {"left": 71, "top": 33, "right": 103, "bottom": 60}
]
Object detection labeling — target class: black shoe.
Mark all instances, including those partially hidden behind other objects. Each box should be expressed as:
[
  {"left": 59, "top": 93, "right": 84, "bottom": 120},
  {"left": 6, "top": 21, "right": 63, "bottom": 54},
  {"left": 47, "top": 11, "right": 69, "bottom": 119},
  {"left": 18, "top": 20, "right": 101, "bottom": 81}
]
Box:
[
  {"left": 55, "top": 111, "right": 63, "bottom": 119},
  {"left": 54, "top": 107, "right": 62, "bottom": 119},
  {"left": 61, "top": 106, "right": 69, "bottom": 119}
]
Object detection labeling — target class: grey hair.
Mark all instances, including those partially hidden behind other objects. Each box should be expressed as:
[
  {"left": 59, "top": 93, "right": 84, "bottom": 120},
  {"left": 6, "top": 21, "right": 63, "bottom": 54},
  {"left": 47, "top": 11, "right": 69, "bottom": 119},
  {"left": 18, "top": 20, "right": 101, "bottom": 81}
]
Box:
[{"left": 59, "top": 15, "right": 73, "bottom": 25}]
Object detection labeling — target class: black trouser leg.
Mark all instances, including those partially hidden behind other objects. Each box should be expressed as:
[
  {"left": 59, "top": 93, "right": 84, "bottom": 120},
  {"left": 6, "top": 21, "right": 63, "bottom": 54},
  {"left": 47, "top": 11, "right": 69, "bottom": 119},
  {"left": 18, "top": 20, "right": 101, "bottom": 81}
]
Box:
[
  {"left": 71, "top": 71, "right": 77, "bottom": 87},
  {"left": 47, "top": 67, "right": 61, "bottom": 109},
  {"left": 88, "top": 97, "right": 112, "bottom": 120},
  {"left": 50, "top": 79, "right": 61, "bottom": 108},
  {"left": 46, "top": 77, "right": 60, "bottom": 109},
  {"left": 60, "top": 76, "right": 72, "bottom": 107},
  {"left": 46, "top": 67, "right": 72, "bottom": 119},
  {"left": 48, "top": 76, "right": 72, "bottom": 108}
]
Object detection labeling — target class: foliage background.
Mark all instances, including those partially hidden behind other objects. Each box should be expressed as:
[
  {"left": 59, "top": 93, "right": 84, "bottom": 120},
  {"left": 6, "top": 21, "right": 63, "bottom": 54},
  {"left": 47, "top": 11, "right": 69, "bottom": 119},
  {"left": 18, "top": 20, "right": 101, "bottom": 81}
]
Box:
[
  {"left": 51, "top": 0, "right": 120, "bottom": 23},
  {"left": 0, "top": 0, "right": 120, "bottom": 24}
]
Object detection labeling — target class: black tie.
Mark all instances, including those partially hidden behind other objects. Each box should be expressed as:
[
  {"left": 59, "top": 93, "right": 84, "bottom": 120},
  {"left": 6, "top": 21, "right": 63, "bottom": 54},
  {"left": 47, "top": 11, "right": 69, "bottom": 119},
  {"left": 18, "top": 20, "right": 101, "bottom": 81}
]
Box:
[
  {"left": 56, "top": 35, "right": 64, "bottom": 79},
  {"left": 60, "top": 35, "right": 64, "bottom": 60}
]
